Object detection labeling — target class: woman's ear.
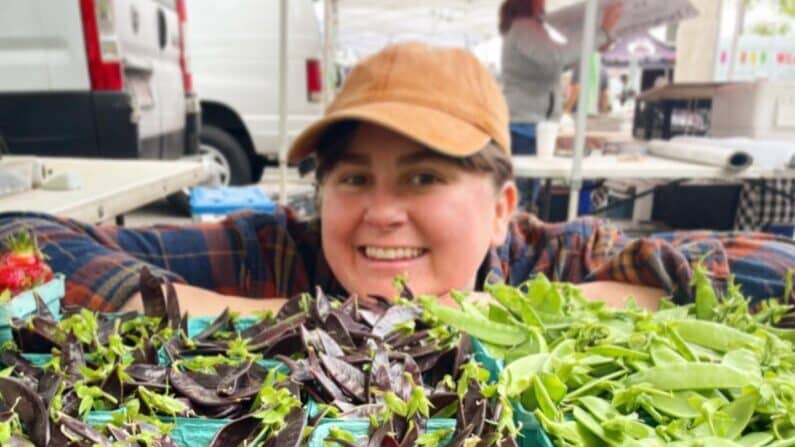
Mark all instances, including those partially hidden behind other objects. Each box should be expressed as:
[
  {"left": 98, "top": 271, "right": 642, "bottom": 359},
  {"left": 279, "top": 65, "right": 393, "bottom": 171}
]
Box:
[{"left": 491, "top": 180, "right": 518, "bottom": 246}]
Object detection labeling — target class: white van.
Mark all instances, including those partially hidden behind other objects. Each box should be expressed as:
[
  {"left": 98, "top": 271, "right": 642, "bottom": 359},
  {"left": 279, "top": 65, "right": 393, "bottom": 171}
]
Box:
[
  {"left": 186, "top": 0, "right": 324, "bottom": 185},
  {"left": 0, "top": 0, "right": 199, "bottom": 162}
]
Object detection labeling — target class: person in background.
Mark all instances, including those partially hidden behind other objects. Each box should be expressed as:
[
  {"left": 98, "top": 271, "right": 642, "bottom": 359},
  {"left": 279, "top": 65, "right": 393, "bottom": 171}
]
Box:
[
  {"left": 563, "top": 64, "right": 611, "bottom": 115},
  {"left": 618, "top": 73, "right": 636, "bottom": 106},
  {"left": 499, "top": 0, "right": 622, "bottom": 211}
]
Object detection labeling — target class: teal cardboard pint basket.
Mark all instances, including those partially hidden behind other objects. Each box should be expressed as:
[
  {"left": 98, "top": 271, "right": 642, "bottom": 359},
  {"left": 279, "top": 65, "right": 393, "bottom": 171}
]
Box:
[
  {"left": 0, "top": 274, "right": 65, "bottom": 343},
  {"left": 87, "top": 411, "right": 231, "bottom": 447},
  {"left": 308, "top": 418, "right": 456, "bottom": 447},
  {"left": 472, "top": 338, "right": 554, "bottom": 447}
]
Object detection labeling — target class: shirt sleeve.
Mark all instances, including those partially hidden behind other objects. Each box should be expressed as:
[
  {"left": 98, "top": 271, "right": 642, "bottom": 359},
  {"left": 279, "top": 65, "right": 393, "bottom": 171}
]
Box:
[
  {"left": 0, "top": 213, "right": 183, "bottom": 311},
  {"left": 497, "top": 214, "right": 795, "bottom": 305},
  {"left": 509, "top": 19, "right": 608, "bottom": 70},
  {"left": 0, "top": 210, "right": 315, "bottom": 311}
]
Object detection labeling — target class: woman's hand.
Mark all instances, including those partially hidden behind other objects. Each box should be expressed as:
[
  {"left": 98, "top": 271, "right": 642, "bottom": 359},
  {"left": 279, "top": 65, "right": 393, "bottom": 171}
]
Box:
[{"left": 601, "top": 3, "right": 623, "bottom": 36}]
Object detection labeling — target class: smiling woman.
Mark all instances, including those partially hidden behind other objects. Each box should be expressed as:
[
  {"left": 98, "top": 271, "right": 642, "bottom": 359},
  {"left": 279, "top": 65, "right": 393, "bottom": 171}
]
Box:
[
  {"left": 317, "top": 123, "right": 516, "bottom": 299},
  {"left": 1, "top": 42, "right": 794, "bottom": 315}
]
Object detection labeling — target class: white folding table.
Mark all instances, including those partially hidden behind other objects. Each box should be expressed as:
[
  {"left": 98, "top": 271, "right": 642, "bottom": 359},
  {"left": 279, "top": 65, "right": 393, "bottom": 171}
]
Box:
[{"left": 0, "top": 156, "right": 210, "bottom": 224}]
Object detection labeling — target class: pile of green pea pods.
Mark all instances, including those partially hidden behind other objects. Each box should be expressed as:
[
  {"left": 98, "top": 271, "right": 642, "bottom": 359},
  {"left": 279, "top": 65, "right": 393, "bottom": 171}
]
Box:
[{"left": 421, "top": 267, "right": 795, "bottom": 446}]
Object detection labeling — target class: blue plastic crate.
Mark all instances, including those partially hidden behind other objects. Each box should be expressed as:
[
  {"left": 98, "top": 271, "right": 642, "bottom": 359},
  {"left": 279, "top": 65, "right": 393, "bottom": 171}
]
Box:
[
  {"left": 190, "top": 186, "right": 276, "bottom": 221},
  {"left": 0, "top": 274, "right": 64, "bottom": 343}
]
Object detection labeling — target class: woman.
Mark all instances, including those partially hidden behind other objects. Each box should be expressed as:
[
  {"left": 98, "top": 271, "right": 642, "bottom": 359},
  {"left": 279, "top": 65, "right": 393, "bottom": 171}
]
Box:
[
  {"left": 0, "top": 43, "right": 791, "bottom": 316},
  {"left": 500, "top": 0, "right": 622, "bottom": 209}
]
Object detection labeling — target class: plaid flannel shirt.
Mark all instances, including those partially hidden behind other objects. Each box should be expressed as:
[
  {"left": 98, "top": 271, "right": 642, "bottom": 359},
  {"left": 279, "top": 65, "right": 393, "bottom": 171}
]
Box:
[{"left": 1, "top": 209, "right": 792, "bottom": 311}]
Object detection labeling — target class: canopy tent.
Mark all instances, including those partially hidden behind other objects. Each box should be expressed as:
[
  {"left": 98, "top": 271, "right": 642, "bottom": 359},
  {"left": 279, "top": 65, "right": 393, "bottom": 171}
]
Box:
[
  {"left": 602, "top": 32, "right": 676, "bottom": 68},
  {"left": 279, "top": 0, "right": 689, "bottom": 220},
  {"left": 323, "top": 0, "right": 583, "bottom": 58}
]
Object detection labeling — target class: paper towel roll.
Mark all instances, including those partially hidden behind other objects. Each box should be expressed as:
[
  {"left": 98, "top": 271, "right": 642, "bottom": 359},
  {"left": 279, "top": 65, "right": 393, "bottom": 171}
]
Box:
[{"left": 647, "top": 140, "right": 753, "bottom": 171}]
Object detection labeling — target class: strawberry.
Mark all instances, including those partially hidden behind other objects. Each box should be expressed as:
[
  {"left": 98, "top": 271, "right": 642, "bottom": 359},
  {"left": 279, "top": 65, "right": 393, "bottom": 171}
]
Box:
[{"left": 0, "top": 230, "right": 54, "bottom": 296}]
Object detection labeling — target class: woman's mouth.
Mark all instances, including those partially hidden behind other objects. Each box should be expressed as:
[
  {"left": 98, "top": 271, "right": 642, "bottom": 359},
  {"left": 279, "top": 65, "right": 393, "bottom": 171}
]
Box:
[{"left": 360, "top": 246, "right": 427, "bottom": 261}]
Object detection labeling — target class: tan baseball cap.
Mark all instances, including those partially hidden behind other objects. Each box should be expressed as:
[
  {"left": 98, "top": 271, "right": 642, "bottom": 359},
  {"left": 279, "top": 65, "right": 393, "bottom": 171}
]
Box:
[{"left": 288, "top": 42, "right": 510, "bottom": 163}]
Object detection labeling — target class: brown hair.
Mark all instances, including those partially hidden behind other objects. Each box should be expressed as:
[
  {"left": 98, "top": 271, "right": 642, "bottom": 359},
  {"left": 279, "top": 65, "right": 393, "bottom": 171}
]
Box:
[
  {"left": 499, "top": 0, "right": 537, "bottom": 34},
  {"left": 314, "top": 121, "right": 513, "bottom": 192}
]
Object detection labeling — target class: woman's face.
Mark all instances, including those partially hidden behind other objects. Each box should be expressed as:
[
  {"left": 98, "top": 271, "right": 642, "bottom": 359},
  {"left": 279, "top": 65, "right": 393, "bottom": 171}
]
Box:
[{"left": 320, "top": 124, "right": 517, "bottom": 299}]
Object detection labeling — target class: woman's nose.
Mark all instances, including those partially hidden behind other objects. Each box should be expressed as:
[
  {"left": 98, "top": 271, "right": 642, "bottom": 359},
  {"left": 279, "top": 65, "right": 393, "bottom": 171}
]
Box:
[{"left": 362, "top": 185, "right": 407, "bottom": 229}]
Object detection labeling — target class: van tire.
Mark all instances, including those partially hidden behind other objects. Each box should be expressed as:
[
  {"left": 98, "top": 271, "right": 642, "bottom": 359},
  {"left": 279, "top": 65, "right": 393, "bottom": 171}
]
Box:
[
  {"left": 167, "top": 125, "right": 252, "bottom": 214},
  {"left": 200, "top": 125, "right": 253, "bottom": 185}
]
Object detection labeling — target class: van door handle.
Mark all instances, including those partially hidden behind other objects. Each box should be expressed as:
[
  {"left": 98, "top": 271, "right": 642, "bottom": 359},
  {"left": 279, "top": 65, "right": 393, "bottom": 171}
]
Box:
[{"left": 157, "top": 8, "right": 167, "bottom": 50}]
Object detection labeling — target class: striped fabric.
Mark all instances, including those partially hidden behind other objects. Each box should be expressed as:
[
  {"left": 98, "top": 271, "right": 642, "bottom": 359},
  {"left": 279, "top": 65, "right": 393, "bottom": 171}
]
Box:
[{"left": 0, "top": 209, "right": 792, "bottom": 311}]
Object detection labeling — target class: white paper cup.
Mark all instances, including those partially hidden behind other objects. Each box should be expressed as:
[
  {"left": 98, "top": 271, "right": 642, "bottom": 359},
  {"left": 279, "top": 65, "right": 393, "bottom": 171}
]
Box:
[{"left": 535, "top": 121, "right": 559, "bottom": 159}]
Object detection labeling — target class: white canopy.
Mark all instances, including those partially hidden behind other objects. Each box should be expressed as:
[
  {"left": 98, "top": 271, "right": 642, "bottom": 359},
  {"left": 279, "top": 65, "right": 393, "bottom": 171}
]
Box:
[{"left": 326, "top": 0, "right": 583, "bottom": 58}]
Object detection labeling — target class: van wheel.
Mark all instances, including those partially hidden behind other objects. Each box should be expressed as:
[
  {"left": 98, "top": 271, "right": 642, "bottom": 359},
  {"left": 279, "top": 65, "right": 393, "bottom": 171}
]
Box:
[{"left": 167, "top": 125, "right": 252, "bottom": 214}]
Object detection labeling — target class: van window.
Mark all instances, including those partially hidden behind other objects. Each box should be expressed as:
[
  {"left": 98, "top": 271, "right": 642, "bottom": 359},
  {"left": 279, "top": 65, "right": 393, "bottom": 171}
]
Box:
[{"left": 155, "top": 0, "right": 176, "bottom": 11}]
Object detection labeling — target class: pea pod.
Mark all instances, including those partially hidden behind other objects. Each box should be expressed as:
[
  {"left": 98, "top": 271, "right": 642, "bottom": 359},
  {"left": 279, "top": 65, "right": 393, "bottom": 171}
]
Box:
[
  {"left": 572, "top": 405, "right": 623, "bottom": 446},
  {"left": 487, "top": 282, "right": 544, "bottom": 328},
  {"left": 737, "top": 432, "right": 774, "bottom": 447},
  {"left": 690, "top": 392, "right": 759, "bottom": 439},
  {"left": 646, "top": 391, "right": 702, "bottom": 419},
  {"left": 629, "top": 364, "right": 752, "bottom": 391},
  {"left": 532, "top": 375, "right": 560, "bottom": 421},
  {"left": 675, "top": 320, "right": 764, "bottom": 353},
  {"left": 498, "top": 353, "right": 548, "bottom": 397},
  {"left": 668, "top": 437, "right": 743, "bottom": 447},
  {"left": 420, "top": 297, "right": 526, "bottom": 346},
  {"left": 650, "top": 342, "right": 687, "bottom": 366},
  {"left": 588, "top": 344, "right": 651, "bottom": 361}
]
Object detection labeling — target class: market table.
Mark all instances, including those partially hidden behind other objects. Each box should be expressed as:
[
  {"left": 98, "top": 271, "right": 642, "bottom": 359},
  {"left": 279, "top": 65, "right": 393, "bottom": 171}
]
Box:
[
  {"left": 0, "top": 156, "right": 210, "bottom": 224},
  {"left": 513, "top": 154, "right": 795, "bottom": 223},
  {"left": 513, "top": 154, "right": 795, "bottom": 180}
]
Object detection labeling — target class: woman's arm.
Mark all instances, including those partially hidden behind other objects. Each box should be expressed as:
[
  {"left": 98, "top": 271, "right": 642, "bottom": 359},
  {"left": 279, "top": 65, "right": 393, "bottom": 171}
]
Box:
[
  {"left": 576, "top": 281, "right": 665, "bottom": 310},
  {"left": 120, "top": 283, "right": 287, "bottom": 316}
]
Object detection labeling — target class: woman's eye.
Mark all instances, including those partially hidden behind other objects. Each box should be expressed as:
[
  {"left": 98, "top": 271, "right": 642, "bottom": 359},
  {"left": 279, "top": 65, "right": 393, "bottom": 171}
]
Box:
[
  {"left": 340, "top": 174, "right": 369, "bottom": 186},
  {"left": 409, "top": 173, "right": 440, "bottom": 186}
]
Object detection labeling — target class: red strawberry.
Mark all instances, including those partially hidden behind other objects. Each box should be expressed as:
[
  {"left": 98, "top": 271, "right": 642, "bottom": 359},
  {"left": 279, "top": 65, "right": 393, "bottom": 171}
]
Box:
[
  {"left": 0, "top": 230, "right": 53, "bottom": 296},
  {"left": 0, "top": 264, "right": 28, "bottom": 295}
]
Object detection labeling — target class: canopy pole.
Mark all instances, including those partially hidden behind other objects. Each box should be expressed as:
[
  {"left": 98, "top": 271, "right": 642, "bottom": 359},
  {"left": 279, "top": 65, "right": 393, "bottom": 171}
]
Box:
[
  {"left": 323, "top": 0, "right": 337, "bottom": 107},
  {"left": 567, "top": 0, "right": 599, "bottom": 221},
  {"left": 277, "top": 0, "right": 289, "bottom": 206}
]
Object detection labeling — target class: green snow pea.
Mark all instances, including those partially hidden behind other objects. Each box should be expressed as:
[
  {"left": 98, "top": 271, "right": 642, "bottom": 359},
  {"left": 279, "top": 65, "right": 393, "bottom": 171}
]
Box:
[
  {"left": 690, "top": 391, "right": 759, "bottom": 439},
  {"left": 420, "top": 296, "right": 527, "bottom": 346},
  {"left": 572, "top": 405, "right": 623, "bottom": 446},
  {"left": 650, "top": 341, "right": 688, "bottom": 366},
  {"left": 722, "top": 349, "right": 762, "bottom": 378},
  {"left": 663, "top": 325, "right": 698, "bottom": 362},
  {"left": 498, "top": 353, "right": 549, "bottom": 397},
  {"left": 629, "top": 364, "right": 752, "bottom": 391},
  {"left": 646, "top": 391, "right": 703, "bottom": 419},
  {"left": 563, "top": 369, "right": 627, "bottom": 402},
  {"left": 533, "top": 374, "right": 561, "bottom": 421},
  {"left": 534, "top": 409, "right": 593, "bottom": 446},
  {"left": 588, "top": 344, "right": 651, "bottom": 361},
  {"left": 487, "top": 282, "right": 544, "bottom": 328},
  {"left": 766, "top": 437, "right": 795, "bottom": 447},
  {"left": 675, "top": 320, "right": 764, "bottom": 353},
  {"left": 737, "top": 432, "right": 775, "bottom": 447},
  {"left": 693, "top": 263, "right": 718, "bottom": 321},
  {"left": 668, "top": 437, "right": 743, "bottom": 447}
]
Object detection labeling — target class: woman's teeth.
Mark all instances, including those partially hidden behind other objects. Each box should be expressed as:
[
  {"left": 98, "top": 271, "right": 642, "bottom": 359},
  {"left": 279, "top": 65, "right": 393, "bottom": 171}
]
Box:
[{"left": 364, "top": 247, "right": 424, "bottom": 260}]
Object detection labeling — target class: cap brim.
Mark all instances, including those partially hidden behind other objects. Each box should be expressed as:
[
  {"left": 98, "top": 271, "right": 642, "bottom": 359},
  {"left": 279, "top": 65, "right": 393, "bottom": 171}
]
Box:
[{"left": 288, "top": 101, "right": 491, "bottom": 163}]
